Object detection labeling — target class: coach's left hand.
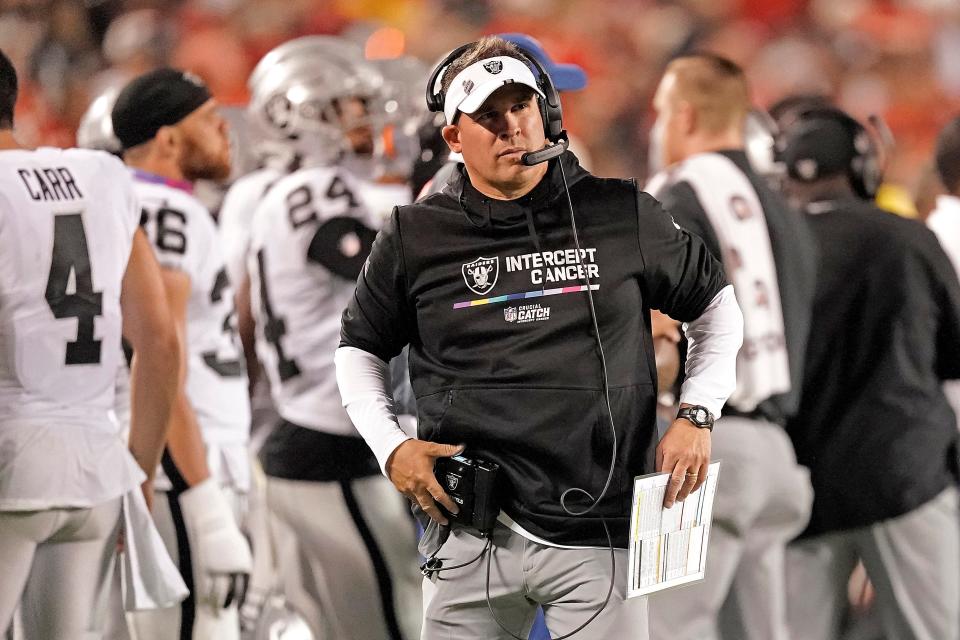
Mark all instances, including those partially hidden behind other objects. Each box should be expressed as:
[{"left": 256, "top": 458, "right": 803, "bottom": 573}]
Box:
[
  {"left": 387, "top": 439, "right": 464, "bottom": 525},
  {"left": 657, "top": 417, "right": 710, "bottom": 508}
]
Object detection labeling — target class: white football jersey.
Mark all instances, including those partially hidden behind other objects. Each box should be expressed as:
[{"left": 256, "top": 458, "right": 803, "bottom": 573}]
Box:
[
  {"left": 249, "top": 167, "right": 382, "bottom": 435},
  {"left": 219, "top": 167, "right": 283, "bottom": 291},
  {"left": 0, "top": 147, "right": 144, "bottom": 509},
  {"left": 134, "top": 172, "right": 250, "bottom": 454}
]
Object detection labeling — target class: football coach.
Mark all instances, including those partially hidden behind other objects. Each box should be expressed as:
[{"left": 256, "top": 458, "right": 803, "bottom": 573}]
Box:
[{"left": 336, "top": 36, "right": 743, "bottom": 639}]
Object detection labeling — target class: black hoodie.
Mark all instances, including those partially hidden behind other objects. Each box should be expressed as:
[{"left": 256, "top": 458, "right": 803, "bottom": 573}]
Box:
[{"left": 340, "top": 151, "right": 726, "bottom": 547}]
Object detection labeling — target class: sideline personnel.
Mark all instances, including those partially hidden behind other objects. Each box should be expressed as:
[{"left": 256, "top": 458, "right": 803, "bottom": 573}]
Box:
[
  {"left": 336, "top": 36, "right": 742, "bottom": 639},
  {"left": 646, "top": 54, "right": 816, "bottom": 640},
  {"left": 779, "top": 105, "right": 960, "bottom": 640}
]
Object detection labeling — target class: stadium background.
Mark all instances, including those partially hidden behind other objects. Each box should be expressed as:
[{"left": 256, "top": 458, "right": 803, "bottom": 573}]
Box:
[
  {"left": 1, "top": 1, "right": 957, "bottom": 638},
  {"left": 2, "top": 0, "right": 959, "bottom": 216}
]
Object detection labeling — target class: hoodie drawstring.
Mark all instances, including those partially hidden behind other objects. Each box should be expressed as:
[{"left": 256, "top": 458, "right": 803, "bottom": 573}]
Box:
[{"left": 524, "top": 207, "right": 543, "bottom": 255}]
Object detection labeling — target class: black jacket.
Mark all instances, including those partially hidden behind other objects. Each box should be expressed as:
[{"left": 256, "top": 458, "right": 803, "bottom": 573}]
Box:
[
  {"left": 340, "top": 151, "right": 726, "bottom": 546},
  {"left": 787, "top": 198, "right": 960, "bottom": 537}
]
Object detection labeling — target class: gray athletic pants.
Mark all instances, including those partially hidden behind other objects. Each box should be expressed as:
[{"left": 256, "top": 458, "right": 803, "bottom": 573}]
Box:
[
  {"left": 785, "top": 486, "right": 960, "bottom": 640},
  {"left": 649, "top": 417, "right": 813, "bottom": 640},
  {"left": 422, "top": 523, "right": 649, "bottom": 640},
  {"left": 266, "top": 474, "right": 423, "bottom": 640},
  {"left": 0, "top": 497, "right": 122, "bottom": 639}
]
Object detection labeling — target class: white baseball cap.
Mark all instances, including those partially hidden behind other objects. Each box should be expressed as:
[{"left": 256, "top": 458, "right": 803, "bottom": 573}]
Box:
[{"left": 443, "top": 56, "right": 545, "bottom": 125}]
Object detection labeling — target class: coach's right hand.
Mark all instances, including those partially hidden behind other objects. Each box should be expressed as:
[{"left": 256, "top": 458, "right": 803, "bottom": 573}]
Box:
[{"left": 387, "top": 439, "right": 464, "bottom": 525}]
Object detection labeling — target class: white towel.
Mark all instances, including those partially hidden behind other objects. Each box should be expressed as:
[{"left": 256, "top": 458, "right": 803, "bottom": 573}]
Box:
[
  {"left": 120, "top": 487, "right": 189, "bottom": 611},
  {"left": 647, "top": 153, "right": 790, "bottom": 412}
]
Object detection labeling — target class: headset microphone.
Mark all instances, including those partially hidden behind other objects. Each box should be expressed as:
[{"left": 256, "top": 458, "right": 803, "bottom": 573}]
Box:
[{"left": 521, "top": 136, "right": 569, "bottom": 166}]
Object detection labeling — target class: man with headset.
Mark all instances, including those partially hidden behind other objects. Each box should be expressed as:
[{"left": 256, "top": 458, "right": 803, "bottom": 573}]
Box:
[
  {"left": 336, "top": 36, "right": 743, "bottom": 639},
  {"left": 776, "top": 104, "right": 960, "bottom": 640}
]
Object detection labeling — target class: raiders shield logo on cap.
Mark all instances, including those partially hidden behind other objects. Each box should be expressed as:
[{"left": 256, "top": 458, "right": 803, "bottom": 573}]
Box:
[{"left": 483, "top": 60, "right": 503, "bottom": 74}]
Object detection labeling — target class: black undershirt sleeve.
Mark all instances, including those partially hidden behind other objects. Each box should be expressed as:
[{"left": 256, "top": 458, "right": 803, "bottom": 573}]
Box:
[
  {"left": 339, "top": 208, "right": 412, "bottom": 362},
  {"left": 635, "top": 188, "right": 727, "bottom": 322}
]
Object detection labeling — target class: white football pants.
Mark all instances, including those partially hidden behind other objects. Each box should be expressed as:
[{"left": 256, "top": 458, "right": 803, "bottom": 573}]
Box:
[{"left": 0, "top": 497, "right": 122, "bottom": 639}]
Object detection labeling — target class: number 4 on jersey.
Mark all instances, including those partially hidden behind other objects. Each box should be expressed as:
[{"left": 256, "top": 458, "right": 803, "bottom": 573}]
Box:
[{"left": 45, "top": 213, "right": 103, "bottom": 365}]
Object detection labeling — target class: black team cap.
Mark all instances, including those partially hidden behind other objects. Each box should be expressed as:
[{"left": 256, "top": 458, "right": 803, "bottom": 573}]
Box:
[
  {"left": 783, "top": 117, "right": 856, "bottom": 179},
  {"left": 111, "top": 68, "right": 211, "bottom": 150}
]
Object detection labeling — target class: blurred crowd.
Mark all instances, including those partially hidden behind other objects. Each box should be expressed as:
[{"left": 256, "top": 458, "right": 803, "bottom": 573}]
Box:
[{"left": 4, "top": 0, "right": 960, "bottom": 211}]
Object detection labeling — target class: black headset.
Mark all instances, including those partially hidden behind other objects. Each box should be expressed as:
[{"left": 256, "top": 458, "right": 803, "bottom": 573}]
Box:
[
  {"left": 778, "top": 107, "right": 883, "bottom": 200},
  {"left": 425, "top": 42, "right": 566, "bottom": 144}
]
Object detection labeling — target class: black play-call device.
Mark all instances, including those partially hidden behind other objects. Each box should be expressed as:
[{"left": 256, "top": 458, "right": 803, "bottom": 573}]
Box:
[{"left": 434, "top": 454, "right": 500, "bottom": 535}]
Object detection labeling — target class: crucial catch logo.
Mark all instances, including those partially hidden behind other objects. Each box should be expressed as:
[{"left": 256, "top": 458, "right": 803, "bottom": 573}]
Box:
[
  {"left": 504, "top": 304, "right": 551, "bottom": 324},
  {"left": 462, "top": 256, "right": 499, "bottom": 295}
]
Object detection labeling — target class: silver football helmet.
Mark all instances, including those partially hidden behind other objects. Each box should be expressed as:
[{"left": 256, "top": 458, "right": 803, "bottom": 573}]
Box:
[
  {"left": 76, "top": 88, "right": 122, "bottom": 154},
  {"left": 367, "top": 55, "right": 430, "bottom": 180},
  {"left": 247, "top": 36, "right": 361, "bottom": 101},
  {"left": 246, "top": 36, "right": 390, "bottom": 171}
]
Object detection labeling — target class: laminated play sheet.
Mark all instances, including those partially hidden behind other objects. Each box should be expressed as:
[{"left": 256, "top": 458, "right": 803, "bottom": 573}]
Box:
[{"left": 627, "top": 461, "right": 721, "bottom": 598}]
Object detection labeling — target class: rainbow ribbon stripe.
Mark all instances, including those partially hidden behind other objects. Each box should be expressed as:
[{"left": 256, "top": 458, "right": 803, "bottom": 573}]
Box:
[{"left": 453, "top": 284, "right": 600, "bottom": 309}]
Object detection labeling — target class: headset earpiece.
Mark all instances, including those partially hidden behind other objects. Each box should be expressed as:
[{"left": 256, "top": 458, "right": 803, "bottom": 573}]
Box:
[
  {"left": 425, "top": 43, "right": 473, "bottom": 115},
  {"left": 518, "top": 50, "right": 563, "bottom": 141},
  {"left": 852, "top": 126, "right": 882, "bottom": 198}
]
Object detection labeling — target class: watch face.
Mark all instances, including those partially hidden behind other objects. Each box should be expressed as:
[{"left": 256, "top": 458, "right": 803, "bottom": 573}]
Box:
[{"left": 695, "top": 409, "right": 708, "bottom": 423}]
